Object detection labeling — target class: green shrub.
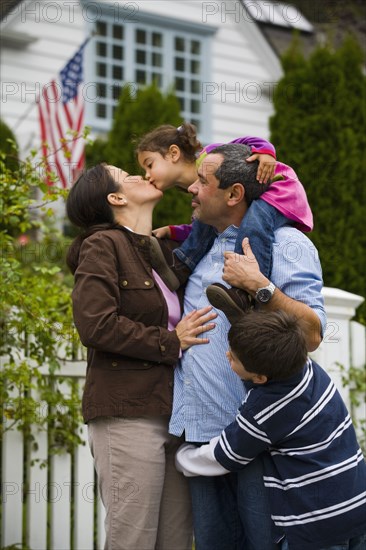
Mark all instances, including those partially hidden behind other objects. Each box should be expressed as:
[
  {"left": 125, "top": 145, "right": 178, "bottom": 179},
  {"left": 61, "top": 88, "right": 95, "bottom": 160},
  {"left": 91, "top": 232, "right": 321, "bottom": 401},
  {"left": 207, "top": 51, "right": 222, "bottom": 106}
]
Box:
[
  {"left": 86, "top": 83, "right": 193, "bottom": 228},
  {"left": 270, "top": 35, "right": 366, "bottom": 322},
  {"left": 0, "top": 146, "right": 83, "bottom": 456}
]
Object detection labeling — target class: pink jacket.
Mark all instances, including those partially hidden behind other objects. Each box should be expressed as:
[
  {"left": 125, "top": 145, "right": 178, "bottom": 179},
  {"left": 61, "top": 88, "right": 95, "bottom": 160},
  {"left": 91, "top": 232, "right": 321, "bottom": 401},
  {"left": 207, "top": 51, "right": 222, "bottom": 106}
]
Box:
[{"left": 169, "top": 136, "right": 312, "bottom": 241}]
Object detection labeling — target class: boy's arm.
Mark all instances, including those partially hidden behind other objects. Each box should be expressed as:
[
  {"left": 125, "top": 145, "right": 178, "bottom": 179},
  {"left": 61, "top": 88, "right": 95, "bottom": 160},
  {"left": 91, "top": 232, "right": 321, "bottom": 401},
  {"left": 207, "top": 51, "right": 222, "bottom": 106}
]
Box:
[
  {"left": 214, "top": 412, "right": 271, "bottom": 471},
  {"left": 176, "top": 409, "right": 271, "bottom": 476},
  {"left": 175, "top": 437, "right": 229, "bottom": 477}
]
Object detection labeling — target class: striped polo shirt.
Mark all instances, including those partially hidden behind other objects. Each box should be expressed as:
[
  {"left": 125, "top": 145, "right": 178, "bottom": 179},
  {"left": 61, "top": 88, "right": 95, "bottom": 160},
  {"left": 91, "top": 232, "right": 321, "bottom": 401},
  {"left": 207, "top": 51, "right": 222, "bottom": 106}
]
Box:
[{"left": 215, "top": 359, "right": 366, "bottom": 549}]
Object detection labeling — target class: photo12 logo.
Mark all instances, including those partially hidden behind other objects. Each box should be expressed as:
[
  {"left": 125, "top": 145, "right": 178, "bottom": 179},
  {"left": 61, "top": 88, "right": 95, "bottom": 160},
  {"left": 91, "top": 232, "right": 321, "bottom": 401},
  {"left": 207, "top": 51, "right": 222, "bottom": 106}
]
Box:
[
  {"left": 1, "top": 1, "right": 140, "bottom": 24},
  {"left": 202, "top": 81, "right": 277, "bottom": 104},
  {"left": 201, "top": 1, "right": 303, "bottom": 25}
]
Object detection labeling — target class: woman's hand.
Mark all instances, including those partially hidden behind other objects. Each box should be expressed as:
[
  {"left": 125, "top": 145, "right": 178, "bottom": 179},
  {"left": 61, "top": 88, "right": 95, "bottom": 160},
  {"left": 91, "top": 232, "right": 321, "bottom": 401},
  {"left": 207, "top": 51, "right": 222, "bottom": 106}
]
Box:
[
  {"left": 246, "top": 153, "right": 276, "bottom": 184},
  {"left": 152, "top": 226, "right": 172, "bottom": 239},
  {"left": 176, "top": 306, "right": 217, "bottom": 350}
]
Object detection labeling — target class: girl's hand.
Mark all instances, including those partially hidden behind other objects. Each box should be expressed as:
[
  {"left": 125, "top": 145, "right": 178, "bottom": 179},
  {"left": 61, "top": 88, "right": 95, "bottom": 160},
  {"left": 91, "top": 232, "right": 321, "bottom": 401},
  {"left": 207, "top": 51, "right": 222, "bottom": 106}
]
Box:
[
  {"left": 176, "top": 306, "right": 217, "bottom": 350},
  {"left": 246, "top": 153, "right": 276, "bottom": 184},
  {"left": 153, "top": 226, "right": 172, "bottom": 239}
]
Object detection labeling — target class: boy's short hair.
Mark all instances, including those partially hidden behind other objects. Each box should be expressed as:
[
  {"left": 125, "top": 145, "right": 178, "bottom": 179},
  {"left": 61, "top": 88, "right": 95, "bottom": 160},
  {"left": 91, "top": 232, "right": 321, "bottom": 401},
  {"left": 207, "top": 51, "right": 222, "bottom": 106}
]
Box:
[{"left": 228, "top": 310, "right": 308, "bottom": 380}]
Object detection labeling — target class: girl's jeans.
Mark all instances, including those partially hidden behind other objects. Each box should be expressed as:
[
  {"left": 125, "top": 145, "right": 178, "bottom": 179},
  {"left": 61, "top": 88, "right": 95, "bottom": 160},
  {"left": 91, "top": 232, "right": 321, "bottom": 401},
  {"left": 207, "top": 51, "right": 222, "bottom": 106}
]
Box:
[{"left": 174, "top": 199, "right": 289, "bottom": 278}]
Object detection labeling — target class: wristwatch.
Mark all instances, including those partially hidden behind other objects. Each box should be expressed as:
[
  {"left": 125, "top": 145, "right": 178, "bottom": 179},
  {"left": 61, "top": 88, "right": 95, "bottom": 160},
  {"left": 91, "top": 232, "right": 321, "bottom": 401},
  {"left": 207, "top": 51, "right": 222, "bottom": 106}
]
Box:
[{"left": 255, "top": 282, "right": 276, "bottom": 304}]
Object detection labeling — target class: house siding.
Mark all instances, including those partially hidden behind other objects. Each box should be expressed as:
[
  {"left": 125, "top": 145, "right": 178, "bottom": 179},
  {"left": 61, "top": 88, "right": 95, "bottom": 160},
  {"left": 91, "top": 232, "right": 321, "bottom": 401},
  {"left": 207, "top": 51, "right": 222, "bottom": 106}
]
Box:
[
  {"left": 1, "top": 0, "right": 282, "bottom": 153},
  {"left": 1, "top": 0, "right": 85, "bottom": 152}
]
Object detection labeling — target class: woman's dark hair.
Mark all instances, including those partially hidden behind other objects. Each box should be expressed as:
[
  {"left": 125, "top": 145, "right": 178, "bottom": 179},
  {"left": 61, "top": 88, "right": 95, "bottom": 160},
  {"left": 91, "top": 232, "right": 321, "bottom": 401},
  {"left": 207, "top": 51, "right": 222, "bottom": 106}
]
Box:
[
  {"left": 66, "top": 164, "right": 120, "bottom": 273},
  {"left": 66, "top": 164, "right": 119, "bottom": 229},
  {"left": 136, "top": 122, "right": 202, "bottom": 162},
  {"left": 228, "top": 310, "right": 308, "bottom": 381}
]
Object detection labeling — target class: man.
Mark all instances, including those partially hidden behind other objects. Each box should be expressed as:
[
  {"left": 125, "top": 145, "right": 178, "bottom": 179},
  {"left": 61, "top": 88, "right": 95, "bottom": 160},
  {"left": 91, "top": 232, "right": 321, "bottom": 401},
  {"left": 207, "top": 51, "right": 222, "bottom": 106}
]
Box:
[{"left": 169, "top": 144, "right": 326, "bottom": 550}]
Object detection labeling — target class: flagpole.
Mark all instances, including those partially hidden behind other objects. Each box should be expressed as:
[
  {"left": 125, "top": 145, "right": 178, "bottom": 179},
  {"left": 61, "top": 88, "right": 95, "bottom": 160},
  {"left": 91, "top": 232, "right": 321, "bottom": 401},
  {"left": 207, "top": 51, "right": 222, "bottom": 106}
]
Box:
[{"left": 12, "top": 101, "right": 37, "bottom": 132}]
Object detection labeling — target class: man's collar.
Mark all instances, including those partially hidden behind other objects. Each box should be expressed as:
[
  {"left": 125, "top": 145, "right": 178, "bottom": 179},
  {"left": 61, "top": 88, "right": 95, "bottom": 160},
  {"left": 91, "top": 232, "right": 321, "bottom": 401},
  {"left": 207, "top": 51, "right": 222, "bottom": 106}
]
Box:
[{"left": 216, "top": 224, "right": 239, "bottom": 238}]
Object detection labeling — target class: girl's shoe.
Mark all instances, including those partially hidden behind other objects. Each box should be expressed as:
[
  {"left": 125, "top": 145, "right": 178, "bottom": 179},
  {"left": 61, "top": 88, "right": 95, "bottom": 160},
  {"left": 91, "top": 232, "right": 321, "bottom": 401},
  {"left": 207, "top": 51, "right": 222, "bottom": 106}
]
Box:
[{"left": 206, "top": 283, "right": 252, "bottom": 324}]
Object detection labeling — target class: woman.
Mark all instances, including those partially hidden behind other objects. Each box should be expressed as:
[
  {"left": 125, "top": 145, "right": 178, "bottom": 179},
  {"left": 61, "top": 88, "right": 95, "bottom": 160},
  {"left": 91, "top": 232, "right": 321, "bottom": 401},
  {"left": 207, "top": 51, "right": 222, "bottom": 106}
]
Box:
[{"left": 66, "top": 164, "right": 216, "bottom": 550}]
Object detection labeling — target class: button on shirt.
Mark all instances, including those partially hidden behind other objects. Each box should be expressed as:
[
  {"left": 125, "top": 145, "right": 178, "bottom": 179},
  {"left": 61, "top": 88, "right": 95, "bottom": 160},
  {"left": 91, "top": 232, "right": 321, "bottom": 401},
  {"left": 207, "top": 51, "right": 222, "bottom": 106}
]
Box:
[
  {"left": 170, "top": 225, "right": 244, "bottom": 442},
  {"left": 169, "top": 225, "right": 326, "bottom": 443}
]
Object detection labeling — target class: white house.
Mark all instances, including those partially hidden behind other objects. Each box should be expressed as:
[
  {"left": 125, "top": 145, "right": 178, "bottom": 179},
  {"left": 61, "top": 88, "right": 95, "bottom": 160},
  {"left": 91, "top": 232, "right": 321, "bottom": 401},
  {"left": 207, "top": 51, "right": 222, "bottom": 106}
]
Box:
[
  {"left": 1, "top": 4, "right": 365, "bottom": 549},
  {"left": 0, "top": 0, "right": 316, "bottom": 154}
]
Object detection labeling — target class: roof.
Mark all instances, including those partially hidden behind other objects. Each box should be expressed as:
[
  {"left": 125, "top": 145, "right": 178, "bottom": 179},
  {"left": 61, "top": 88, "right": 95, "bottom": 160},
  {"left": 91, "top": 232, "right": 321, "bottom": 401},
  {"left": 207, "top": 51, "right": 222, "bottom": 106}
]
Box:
[
  {"left": 0, "top": 0, "right": 23, "bottom": 22},
  {"left": 240, "top": 0, "right": 366, "bottom": 58},
  {"left": 242, "top": 0, "right": 314, "bottom": 33}
]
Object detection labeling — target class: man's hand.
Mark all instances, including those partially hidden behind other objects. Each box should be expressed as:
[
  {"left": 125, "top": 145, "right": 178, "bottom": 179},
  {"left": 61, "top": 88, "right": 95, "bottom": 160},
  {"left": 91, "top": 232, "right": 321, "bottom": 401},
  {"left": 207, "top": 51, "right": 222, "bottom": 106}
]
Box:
[
  {"left": 223, "top": 240, "right": 322, "bottom": 352},
  {"left": 222, "top": 238, "right": 268, "bottom": 296},
  {"left": 246, "top": 153, "right": 276, "bottom": 184}
]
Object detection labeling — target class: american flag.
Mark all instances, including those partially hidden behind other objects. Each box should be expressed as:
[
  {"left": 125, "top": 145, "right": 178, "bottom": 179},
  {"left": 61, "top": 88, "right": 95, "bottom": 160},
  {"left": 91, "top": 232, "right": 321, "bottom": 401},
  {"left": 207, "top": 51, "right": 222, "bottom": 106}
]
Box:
[{"left": 38, "top": 40, "right": 89, "bottom": 187}]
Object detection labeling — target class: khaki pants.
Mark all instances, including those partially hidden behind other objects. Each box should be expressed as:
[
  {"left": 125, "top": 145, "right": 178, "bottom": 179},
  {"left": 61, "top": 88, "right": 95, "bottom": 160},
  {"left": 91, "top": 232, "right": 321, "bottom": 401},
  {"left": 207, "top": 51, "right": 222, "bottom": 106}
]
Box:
[{"left": 88, "top": 416, "right": 193, "bottom": 550}]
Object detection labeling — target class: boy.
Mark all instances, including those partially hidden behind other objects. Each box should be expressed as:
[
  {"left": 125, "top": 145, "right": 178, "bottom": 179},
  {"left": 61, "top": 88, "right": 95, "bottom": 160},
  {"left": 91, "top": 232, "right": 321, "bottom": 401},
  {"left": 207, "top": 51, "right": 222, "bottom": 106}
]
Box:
[{"left": 176, "top": 310, "right": 366, "bottom": 550}]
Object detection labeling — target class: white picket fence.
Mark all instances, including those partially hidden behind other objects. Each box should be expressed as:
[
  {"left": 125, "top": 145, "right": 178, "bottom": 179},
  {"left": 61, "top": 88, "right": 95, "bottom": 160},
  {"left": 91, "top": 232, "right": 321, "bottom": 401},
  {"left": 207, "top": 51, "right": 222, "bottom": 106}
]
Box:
[
  {"left": 1, "top": 287, "right": 365, "bottom": 550},
  {"left": 1, "top": 360, "right": 106, "bottom": 550}
]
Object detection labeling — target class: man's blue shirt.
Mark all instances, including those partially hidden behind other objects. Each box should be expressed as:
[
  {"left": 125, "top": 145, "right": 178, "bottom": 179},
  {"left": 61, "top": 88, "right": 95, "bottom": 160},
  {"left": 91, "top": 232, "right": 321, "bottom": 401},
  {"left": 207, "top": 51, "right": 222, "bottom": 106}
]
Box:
[{"left": 169, "top": 225, "right": 326, "bottom": 442}]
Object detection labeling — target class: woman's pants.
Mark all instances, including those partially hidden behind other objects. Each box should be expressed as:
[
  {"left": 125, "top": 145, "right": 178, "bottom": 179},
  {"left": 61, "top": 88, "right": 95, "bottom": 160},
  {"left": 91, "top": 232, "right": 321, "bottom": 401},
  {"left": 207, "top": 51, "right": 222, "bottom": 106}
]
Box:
[{"left": 88, "top": 415, "right": 193, "bottom": 550}]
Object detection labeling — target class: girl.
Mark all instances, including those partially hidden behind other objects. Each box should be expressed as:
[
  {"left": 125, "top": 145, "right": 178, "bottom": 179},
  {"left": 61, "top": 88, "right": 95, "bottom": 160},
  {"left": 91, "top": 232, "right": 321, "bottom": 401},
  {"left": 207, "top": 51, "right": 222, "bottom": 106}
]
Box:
[{"left": 136, "top": 123, "right": 313, "bottom": 282}]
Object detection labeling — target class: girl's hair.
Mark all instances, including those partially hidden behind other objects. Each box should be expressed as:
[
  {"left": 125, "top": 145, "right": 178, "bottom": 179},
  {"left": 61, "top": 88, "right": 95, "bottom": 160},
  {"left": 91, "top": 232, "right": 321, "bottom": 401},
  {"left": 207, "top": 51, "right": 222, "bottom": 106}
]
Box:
[
  {"left": 136, "top": 122, "right": 202, "bottom": 162},
  {"left": 66, "top": 163, "right": 120, "bottom": 273}
]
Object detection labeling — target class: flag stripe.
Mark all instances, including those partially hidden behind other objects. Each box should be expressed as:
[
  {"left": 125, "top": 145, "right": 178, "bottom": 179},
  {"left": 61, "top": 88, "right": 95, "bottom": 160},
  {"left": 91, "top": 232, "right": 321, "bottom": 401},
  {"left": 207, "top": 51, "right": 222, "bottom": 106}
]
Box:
[{"left": 37, "top": 40, "right": 88, "bottom": 188}]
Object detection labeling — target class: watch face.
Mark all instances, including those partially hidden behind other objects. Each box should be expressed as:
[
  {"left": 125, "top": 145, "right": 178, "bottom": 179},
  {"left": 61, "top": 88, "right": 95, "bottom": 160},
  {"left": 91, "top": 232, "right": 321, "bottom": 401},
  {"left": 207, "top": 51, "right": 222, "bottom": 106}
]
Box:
[{"left": 257, "top": 288, "right": 272, "bottom": 303}]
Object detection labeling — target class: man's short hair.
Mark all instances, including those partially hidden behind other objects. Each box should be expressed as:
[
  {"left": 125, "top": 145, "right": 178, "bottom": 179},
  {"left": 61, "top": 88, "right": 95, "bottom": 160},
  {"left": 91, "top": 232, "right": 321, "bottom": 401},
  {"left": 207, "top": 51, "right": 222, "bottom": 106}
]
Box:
[
  {"left": 228, "top": 310, "right": 308, "bottom": 380},
  {"left": 210, "top": 143, "right": 270, "bottom": 206}
]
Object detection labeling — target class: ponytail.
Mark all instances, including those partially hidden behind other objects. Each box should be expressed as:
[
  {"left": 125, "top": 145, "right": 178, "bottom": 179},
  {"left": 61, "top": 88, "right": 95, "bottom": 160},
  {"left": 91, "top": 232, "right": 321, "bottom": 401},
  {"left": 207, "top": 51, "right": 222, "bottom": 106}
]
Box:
[{"left": 136, "top": 122, "right": 202, "bottom": 162}]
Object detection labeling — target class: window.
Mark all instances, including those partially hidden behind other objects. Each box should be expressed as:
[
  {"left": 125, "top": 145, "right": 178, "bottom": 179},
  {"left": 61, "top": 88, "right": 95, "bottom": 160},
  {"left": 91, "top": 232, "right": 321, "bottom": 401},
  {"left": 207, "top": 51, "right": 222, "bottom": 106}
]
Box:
[{"left": 85, "top": 9, "right": 214, "bottom": 140}]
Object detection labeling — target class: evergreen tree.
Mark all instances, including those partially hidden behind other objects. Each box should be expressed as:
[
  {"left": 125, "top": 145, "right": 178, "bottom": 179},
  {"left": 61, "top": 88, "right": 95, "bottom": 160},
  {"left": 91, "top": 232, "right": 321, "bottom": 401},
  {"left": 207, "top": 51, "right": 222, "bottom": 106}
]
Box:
[
  {"left": 0, "top": 118, "right": 19, "bottom": 171},
  {"left": 86, "top": 83, "right": 193, "bottom": 228},
  {"left": 270, "top": 36, "right": 366, "bottom": 321}
]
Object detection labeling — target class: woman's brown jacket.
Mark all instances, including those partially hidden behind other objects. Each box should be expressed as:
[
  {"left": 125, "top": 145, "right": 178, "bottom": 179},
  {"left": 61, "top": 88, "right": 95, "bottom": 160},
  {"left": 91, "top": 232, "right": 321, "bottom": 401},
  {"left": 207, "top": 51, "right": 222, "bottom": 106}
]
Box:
[{"left": 72, "top": 227, "right": 183, "bottom": 423}]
